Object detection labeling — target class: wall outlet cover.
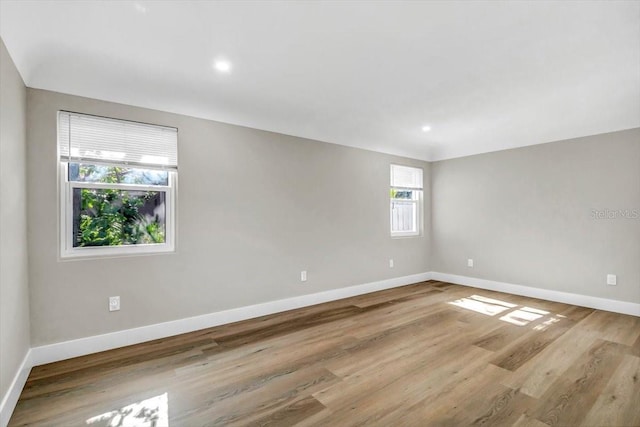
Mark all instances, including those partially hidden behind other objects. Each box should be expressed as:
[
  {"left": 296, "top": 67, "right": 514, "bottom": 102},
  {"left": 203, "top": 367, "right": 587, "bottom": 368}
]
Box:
[
  {"left": 109, "top": 296, "right": 120, "bottom": 311},
  {"left": 607, "top": 274, "right": 617, "bottom": 286}
]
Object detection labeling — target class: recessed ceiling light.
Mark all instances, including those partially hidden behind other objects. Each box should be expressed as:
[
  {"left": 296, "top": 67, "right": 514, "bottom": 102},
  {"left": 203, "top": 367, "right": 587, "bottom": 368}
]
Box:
[
  {"left": 133, "top": 2, "right": 147, "bottom": 14},
  {"left": 213, "top": 60, "right": 232, "bottom": 73},
  {"left": 421, "top": 125, "right": 431, "bottom": 132}
]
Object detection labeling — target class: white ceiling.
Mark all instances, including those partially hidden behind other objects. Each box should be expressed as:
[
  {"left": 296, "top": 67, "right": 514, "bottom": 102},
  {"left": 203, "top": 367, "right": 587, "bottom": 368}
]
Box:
[{"left": 1, "top": 1, "right": 638, "bottom": 161}]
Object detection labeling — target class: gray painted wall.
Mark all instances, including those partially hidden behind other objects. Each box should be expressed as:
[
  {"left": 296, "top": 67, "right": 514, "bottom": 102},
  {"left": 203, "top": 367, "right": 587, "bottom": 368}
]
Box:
[
  {"left": 27, "top": 88, "right": 431, "bottom": 346},
  {"left": 0, "top": 40, "right": 30, "bottom": 400},
  {"left": 431, "top": 129, "right": 640, "bottom": 303},
  {"left": 10, "top": 63, "right": 640, "bottom": 370}
]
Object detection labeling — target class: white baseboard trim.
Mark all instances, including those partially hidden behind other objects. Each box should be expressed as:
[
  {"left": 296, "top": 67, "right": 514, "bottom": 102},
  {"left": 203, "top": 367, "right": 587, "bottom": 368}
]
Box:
[
  {"left": 0, "top": 349, "right": 32, "bottom": 427},
  {"left": 4, "top": 271, "right": 638, "bottom": 424},
  {"left": 30, "top": 272, "right": 432, "bottom": 367},
  {"left": 3, "top": 272, "right": 428, "bottom": 423},
  {"left": 429, "top": 272, "right": 640, "bottom": 317},
  {"left": 24, "top": 270, "right": 639, "bottom": 369}
]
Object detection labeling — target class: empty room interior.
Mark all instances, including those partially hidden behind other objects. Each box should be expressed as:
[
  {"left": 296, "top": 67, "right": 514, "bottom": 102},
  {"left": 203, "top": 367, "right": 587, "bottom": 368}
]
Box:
[{"left": 1, "top": 1, "right": 639, "bottom": 426}]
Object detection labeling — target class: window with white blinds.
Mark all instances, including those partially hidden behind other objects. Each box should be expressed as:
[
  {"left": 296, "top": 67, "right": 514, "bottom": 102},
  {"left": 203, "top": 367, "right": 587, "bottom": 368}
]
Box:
[
  {"left": 58, "top": 111, "right": 178, "bottom": 170},
  {"left": 390, "top": 164, "right": 422, "bottom": 237},
  {"left": 58, "top": 111, "right": 177, "bottom": 258}
]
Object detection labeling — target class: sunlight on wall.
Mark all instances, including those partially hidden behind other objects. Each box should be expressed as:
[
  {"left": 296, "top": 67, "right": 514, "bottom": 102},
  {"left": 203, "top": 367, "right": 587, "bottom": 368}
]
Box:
[{"left": 86, "top": 392, "right": 169, "bottom": 427}]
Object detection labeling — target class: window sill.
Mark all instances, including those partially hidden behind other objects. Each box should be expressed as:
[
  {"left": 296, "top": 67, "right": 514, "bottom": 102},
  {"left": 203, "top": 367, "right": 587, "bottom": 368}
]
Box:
[
  {"left": 391, "top": 233, "right": 421, "bottom": 239},
  {"left": 60, "top": 244, "right": 175, "bottom": 261}
]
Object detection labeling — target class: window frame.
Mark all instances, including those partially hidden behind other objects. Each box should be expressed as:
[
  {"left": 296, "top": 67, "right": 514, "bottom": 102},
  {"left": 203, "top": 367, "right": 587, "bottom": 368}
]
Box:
[
  {"left": 390, "top": 190, "right": 421, "bottom": 238},
  {"left": 57, "top": 110, "right": 178, "bottom": 260},
  {"left": 59, "top": 161, "right": 177, "bottom": 259},
  {"left": 390, "top": 164, "right": 423, "bottom": 238}
]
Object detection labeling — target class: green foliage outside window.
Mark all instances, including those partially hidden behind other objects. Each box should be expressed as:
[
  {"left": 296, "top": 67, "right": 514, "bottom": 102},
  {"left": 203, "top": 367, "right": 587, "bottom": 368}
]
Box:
[
  {"left": 390, "top": 188, "right": 413, "bottom": 199},
  {"left": 72, "top": 164, "right": 167, "bottom": 248}
]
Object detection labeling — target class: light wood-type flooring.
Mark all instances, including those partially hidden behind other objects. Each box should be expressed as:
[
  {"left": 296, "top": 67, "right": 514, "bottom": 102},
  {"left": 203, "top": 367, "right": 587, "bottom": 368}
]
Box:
[{"left": 9, "top": 281, "right": 640, "bottom": 426}]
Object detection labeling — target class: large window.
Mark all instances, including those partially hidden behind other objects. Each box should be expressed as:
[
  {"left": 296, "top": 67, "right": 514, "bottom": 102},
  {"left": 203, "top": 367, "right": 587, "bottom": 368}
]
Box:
[
  {"left": 58, "top": 112, "right": 178, "bottom": 258},
  {"left": 390, "top": 164, "right": 423, "bottom": 237}
]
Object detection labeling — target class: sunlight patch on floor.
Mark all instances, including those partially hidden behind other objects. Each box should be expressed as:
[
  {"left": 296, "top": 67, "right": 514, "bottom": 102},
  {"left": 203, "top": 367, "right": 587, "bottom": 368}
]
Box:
[
  {"left": 86, "top": 392, "right": 169, "bottom": 427},
  {"left": 448, "top": 294, "right": 516, "bottom": 316},
  {"left": 500, "top": 307, "right": 549, "bottom": 326},
  {"left": 449, "top": 295, "right": 566, "bottom": 329},
  {"left": 533, "top": 316, "right": 562, "bottom": 331}
]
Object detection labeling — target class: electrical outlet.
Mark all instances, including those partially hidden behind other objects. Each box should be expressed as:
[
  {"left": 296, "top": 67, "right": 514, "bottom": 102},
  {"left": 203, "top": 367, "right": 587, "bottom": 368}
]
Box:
[
  {"left": 467, "top": 259, "right": 474, "bottom": 268},
  {"left": 389, "top": 259, "right": 394, "bottom": 268},
  {"left": 607, "top": 274, "right": 617, "bottom": 286},
  {"left": 109, "top": 296, "right": 120, "bottom": 312},
  {"left": 300, "top": 270, "right": 307, "bottom": 282}
]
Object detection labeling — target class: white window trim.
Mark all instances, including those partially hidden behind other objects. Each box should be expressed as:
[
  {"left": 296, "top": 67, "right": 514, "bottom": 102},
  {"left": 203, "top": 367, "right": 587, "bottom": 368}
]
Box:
[
  {"left": 59, "top": 162, "right": 176, "bottom": 259},
  {"left": 390, "top": 163, "right": 423, "bottom": 238},
  {"left": 390, "top": 189, "right": 422, "bottom": 238}
]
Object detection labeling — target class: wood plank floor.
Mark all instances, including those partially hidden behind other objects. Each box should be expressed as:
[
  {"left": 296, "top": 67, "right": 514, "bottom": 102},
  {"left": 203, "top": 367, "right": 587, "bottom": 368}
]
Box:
[{"left": 10, "top": 281, "right": 640, "bottom": 426}]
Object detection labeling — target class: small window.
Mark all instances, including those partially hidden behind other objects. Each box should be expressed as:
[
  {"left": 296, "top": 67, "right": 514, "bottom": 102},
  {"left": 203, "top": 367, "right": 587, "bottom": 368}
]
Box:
[
  {"left": 58, "top": 112, "right": 178, "bottom": 258},
  {"left": 390, "top": 164, "right": 423, "bottom": 237}
]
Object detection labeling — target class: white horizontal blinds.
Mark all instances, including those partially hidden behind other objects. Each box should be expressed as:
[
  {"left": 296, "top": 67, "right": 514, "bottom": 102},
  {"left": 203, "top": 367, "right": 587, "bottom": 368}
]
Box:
[
  {"left": 59, "top": 112, "right": 178, "bottom": 170},
  {"left": 390, "top": 164, "right": 423, "bottom": 190}
]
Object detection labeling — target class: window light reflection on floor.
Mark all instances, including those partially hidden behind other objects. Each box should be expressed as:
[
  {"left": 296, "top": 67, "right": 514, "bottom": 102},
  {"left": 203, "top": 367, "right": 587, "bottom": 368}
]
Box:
[
  {"left": 499, "top": 306, "right": 549, "bottom": 326},
  {"left": 86, "top": 392, "right": 169, "bottom": 427},
  {"left": 448, "top": 294, "right": 516, "bottom": 316},
  {"left": 533, "top": 316, "right": 562, "bottom": 331},
  {"left": 449, "top": 295, "right": 565, "bottom": 329}
]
